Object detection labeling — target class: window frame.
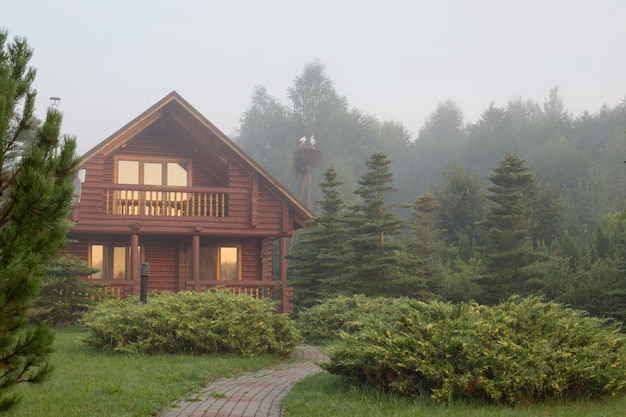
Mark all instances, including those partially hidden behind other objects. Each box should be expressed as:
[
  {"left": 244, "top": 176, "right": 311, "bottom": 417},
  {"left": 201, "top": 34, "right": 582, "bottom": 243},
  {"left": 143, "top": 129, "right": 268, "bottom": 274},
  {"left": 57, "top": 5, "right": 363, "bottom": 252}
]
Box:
[
  {"left": 114, "top": 156, "right": 192, "bottom": 187},
  {"left": 88, "top": 242, "right": 143, "bottom": 280},
  {"left": 217, "top": 244, "right": 242, "bottom": 281}
]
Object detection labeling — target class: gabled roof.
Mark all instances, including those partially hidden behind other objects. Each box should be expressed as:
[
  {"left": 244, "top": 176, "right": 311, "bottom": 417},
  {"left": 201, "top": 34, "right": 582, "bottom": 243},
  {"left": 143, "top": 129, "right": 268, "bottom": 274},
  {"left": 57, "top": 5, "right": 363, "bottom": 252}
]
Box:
[{"left": 80, "top": 91, "right": 314, "bottom": 227}]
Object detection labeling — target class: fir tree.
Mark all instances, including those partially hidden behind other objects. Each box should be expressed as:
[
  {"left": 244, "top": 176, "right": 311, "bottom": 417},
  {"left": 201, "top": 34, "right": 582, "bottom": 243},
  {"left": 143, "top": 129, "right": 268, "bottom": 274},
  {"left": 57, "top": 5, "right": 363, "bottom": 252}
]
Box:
[
  {"left": 479, "top": 152, "right": 542, "bottom": 302},
  {"left": 457, "top": 232, "right": 475, "bottom": 262},
  {"left": 434, "top": 161, "right": 487, "bottom": 247},
  {"left": 288, "top": 167, "right": 349, "bottom": 309},
  {"left": 30, "top": 255, "right": 101, "bottom": 325},
  {"left": 0, "top": 30, "right": 80, "bottom": 411},
  {"left": 345, "top": 152, "right": 423, "bottom": 297},
  {"left": 408, "top": 193, "right": 445, "bottom": 294}
]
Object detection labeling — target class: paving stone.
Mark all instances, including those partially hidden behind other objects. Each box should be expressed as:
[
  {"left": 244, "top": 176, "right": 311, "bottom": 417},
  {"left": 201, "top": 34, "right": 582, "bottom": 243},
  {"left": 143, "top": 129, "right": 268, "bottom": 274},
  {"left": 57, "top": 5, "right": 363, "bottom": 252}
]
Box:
[{"left": 158, "top": 345, "right": 329, "bottom": 417}]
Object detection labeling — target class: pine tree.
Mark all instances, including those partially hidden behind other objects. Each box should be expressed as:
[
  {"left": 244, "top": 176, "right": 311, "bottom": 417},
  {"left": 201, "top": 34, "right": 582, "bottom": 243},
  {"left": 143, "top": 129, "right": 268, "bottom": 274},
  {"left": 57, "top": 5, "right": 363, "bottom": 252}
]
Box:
[
  {"left": 288, "top": 167, "right": 350, "bottom": 309},
  {"left": 0, "top": 30, "right": 80, "bottom": 411},
  {"left": 479, "top": 152, "right": 542, "bottom": 302},
  {"left": 345, "top": 152, "right": 423, "bottom": 297}
]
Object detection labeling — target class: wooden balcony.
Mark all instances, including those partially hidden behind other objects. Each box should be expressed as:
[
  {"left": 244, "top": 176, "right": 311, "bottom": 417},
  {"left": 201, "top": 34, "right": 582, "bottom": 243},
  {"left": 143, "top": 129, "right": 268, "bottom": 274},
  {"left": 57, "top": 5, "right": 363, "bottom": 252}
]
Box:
[{"left": 104, "top": 185, "right": 228, "bottom": 217}]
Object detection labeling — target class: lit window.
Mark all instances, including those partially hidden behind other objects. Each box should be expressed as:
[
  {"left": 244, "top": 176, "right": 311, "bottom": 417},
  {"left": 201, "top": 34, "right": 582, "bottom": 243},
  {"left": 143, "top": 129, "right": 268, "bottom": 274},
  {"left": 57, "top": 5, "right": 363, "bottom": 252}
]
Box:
[
  {"left": 143, "top": 162, "right": 163, "bottom": 186},
  {"left": 218, "top": 246, "right": 240, "bottom": 281},
  {"left": 117, "top": 160, "right": 139, "bottom": 184},
  {"left": 116, "top": 159, "right": 189, "bottom": 186},
  {"left": 167, "top": 162, "right": 188, "bottom": 186},
  {"left": 89, "top": 244, "right": 141, "bottom": 280}
]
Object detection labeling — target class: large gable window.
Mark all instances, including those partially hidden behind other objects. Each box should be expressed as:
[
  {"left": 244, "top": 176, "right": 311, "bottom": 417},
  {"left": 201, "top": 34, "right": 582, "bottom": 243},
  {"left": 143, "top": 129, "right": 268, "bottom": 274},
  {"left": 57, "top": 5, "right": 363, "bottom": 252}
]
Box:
[{"left": 117, "top": 159, "right": 189, "bottom": 186}]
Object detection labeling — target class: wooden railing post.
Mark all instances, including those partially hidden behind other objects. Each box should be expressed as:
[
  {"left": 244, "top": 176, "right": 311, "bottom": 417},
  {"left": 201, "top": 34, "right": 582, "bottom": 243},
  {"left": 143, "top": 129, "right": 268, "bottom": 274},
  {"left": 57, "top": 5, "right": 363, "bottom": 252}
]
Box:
[{"left": 130, "top": 234, "right": 139, "bottom": 294}]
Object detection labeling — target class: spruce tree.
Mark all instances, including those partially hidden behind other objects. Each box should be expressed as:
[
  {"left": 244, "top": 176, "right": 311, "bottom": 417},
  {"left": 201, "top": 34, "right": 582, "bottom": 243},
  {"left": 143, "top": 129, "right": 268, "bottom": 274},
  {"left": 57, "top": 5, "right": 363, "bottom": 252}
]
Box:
[
  {"left": 408, "top": 193, "right": 445, "bottom": 295},
  {"left": 345, "top": 152, "right": 423, "bottom": 297},
  {"left": 434, "top": 161, "right": 487, "bottom": 247},
  {"left": 0, "top": 30, "right": 79, "bottom": 411},
  {"left": 479, "top": 152, "right": 541, "bottom": 302},
  {"left": 288, "top": 166, "right": 349, "bottom": 308}
]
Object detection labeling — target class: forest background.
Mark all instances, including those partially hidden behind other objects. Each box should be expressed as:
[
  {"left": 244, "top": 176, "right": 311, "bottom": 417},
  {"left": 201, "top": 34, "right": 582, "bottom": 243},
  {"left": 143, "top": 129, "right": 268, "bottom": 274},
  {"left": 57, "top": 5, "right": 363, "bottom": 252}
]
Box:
[{"left": 235, "top": 61, "right": 626, "bottom": 320}]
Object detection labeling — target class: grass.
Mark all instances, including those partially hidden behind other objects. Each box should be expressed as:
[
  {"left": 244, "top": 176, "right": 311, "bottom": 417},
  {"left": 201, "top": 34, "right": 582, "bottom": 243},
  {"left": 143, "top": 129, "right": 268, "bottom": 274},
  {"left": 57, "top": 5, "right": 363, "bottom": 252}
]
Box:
[
  {"left": 282, "top": 372, "right": 626, "bottom": 417},
  {"left": 4, "top": 327, "right": 282, "bottom": 417},
  {"left": 7, "top": 328, "right": 626, "bottom": 417}
]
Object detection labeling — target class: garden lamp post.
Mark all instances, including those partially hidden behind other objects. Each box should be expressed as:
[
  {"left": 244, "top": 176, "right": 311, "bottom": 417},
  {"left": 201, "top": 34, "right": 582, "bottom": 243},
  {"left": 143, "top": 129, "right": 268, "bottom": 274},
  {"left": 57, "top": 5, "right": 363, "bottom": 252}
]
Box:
[{"left": 140, "top": 262, "right": 150, "bottom": 304}]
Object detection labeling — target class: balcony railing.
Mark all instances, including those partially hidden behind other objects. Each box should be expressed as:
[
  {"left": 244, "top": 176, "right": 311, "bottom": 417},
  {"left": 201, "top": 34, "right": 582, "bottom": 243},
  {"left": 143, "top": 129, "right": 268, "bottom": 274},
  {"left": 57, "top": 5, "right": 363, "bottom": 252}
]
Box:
[{"left": 104, "top": 185, "right": 228, "bottom": 217}]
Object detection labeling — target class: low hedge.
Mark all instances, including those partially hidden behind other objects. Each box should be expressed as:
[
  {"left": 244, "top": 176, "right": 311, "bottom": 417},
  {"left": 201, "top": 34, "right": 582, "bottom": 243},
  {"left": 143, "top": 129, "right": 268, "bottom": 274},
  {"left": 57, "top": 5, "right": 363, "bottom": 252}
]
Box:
[
  {"left": 81, "top": 289, "right": 302, "bottom": 357},
  {"left": 297, "top": 294, "right": 411, "bottom": 341},
  {"left": 321, "top": 296, "right": 626, "bottom": 405}
]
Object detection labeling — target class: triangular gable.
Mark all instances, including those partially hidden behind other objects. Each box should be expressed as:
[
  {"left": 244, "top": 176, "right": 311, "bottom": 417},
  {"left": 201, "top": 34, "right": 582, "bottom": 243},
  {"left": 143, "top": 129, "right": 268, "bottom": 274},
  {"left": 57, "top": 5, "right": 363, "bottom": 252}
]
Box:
[{"left": 80, "top": 91, "right": 314, "bottom": 227}]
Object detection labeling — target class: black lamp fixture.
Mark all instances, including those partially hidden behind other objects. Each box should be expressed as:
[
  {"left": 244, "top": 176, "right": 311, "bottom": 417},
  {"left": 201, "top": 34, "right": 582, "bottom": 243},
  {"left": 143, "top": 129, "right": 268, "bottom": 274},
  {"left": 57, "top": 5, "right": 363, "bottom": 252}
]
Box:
[{"left": 50, "top": 97, "right": 61, "bottom": 108}]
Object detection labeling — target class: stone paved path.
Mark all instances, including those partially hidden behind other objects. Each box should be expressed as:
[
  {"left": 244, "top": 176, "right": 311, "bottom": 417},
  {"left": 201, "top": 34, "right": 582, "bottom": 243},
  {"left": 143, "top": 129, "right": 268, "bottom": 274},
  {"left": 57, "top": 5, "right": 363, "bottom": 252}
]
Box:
[{"left": 158, "top": 346, "right": 329, "bottom": 417}]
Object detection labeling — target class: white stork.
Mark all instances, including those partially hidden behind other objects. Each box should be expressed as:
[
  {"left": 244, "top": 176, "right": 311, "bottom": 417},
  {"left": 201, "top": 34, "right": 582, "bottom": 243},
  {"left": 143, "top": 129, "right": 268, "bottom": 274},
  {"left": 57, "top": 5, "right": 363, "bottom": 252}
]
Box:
[
  {"left": 298, "top": 136, "right": 306, "bottom": 148},
  {"left": 310, "top": 135, "right": 316, "bottom": 149}
]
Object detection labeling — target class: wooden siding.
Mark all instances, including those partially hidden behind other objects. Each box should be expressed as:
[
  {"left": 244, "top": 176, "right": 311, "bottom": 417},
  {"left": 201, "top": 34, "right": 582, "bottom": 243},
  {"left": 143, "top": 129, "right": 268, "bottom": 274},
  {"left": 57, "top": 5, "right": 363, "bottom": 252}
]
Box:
[
  {"left": 143, "top": 239, "right": 178, "bottom": 292},
  {"left": 240, "top": 238, "right": 262, "bottom": 281},
  {"left": 63, "top": 241, "right": 88, "bottom": 259},
  {"left": 73, "top": 153, "right": 106, "bottom": 222},
  {"left": 261, "top": 237, "right": 273, "bottom": 281}
]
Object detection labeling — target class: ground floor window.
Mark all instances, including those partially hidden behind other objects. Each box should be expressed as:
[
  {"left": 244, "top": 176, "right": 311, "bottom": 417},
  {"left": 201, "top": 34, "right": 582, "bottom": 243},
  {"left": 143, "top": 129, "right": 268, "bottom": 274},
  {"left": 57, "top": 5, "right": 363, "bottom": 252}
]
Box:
[
  {"left": 218, "top": 245, "right": 241, "bottom": 281},
  {"left": 89, "top": 244, "right": 141, "bottom": 280},
  {"left": 198, "top": 245, "right": 216, "bottom": 281},
  {"left": 192, "top": 243, "right": 241, "bottom": 281}
]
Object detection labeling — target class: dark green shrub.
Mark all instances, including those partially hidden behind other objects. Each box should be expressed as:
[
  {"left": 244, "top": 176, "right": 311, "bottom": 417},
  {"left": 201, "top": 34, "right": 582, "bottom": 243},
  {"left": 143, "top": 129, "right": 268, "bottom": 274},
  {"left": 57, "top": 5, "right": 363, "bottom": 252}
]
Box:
[
  {"left": 297, "top": 294, "right": 412, "bottom": 341},
  {"left": 81, "top": 290, "right": 302, "bottom": 357},
  {"left": 29, "top": 255, "right": 111, "bottom": 325},
  {"left": 322, "top": 296, "right": 626, "bottom": 405}
]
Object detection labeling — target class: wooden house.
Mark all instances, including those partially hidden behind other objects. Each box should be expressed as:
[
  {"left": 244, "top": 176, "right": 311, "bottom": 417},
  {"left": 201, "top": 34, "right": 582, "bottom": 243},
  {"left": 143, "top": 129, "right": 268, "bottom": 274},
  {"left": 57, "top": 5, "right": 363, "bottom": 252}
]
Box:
[{"left": 63, "top": 91, "right": 313, "bottom": 313}]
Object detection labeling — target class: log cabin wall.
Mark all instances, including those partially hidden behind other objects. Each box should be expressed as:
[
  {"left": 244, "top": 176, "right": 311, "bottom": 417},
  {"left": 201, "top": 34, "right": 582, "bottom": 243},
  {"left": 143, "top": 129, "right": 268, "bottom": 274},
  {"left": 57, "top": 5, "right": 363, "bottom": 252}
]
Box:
[
  {"left": 141, "top": 236, "right": 179, "bottom": 292},
  {"left": 63, "top": 241, "right": 88, "bottom": 260},
  {"left": 240, "top": 238, "right": 262, "bottom": 280},
  {"left": 227, "top": 160, "right": 287, "bottom": 235},
  {"left": 73, "top": 154, "right": 105, "bottom": 221}
]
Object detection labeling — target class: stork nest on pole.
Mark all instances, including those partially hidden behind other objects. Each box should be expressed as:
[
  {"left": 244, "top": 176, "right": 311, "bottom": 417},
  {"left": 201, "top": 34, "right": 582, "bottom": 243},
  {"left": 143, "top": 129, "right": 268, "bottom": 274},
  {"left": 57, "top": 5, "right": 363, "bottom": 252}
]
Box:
[{"left": 293, "top": 148, "right": 322, "bottom": 175}]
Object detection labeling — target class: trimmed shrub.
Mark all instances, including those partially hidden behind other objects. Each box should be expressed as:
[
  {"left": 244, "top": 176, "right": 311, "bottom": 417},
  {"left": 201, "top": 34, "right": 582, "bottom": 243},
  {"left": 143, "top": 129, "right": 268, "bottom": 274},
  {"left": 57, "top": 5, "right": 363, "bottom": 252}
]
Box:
[
  {"left": 297, "top": 294, "right": 412, "bottom": 341},
  {"left": 322, "top": 296, "right": 626, "bottom": 405},
  {"left": 81, "top": 289, "right": 302, "bottom": 357}
]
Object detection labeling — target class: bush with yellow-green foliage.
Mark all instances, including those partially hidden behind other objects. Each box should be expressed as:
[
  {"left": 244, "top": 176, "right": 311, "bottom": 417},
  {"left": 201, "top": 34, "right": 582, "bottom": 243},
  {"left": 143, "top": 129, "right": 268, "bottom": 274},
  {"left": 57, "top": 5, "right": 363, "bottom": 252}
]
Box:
[
  {"left": 322, "top": 296, "right": 626, "bottom": 405},
  {"left": 81, "top": 290, "right": 301, "bottom": 357},
  {"left": 297, "top": 294, "right": 410, "bottom": 341}
]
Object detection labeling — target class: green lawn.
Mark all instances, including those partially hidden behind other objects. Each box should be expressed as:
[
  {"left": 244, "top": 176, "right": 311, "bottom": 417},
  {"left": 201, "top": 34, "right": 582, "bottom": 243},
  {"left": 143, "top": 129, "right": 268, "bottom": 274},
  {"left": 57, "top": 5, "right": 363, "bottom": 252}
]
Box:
[
  {"left": 4, "top": 328, "right": 281, "bottom": 417},
  {"left": 7, "top": 328, "right": 626, "bottom": 417},
  {"left": 282, "top": 372, "right": 626, "bottom": 417}
]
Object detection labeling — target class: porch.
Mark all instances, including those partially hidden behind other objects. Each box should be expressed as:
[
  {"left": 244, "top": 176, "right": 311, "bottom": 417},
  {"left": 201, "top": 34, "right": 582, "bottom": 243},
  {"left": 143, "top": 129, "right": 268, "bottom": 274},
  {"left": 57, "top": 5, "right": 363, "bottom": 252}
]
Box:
[{"left": 90, "top": 279, "right": 293, "bottom": 313}]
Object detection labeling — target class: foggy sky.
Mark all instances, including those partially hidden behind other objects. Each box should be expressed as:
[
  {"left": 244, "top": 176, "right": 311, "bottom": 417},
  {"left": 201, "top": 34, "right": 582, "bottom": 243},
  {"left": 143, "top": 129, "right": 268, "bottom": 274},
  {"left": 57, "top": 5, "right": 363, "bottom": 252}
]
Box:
[{"left": 4, "top": 0, "right": 626, "bottom": 154}]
